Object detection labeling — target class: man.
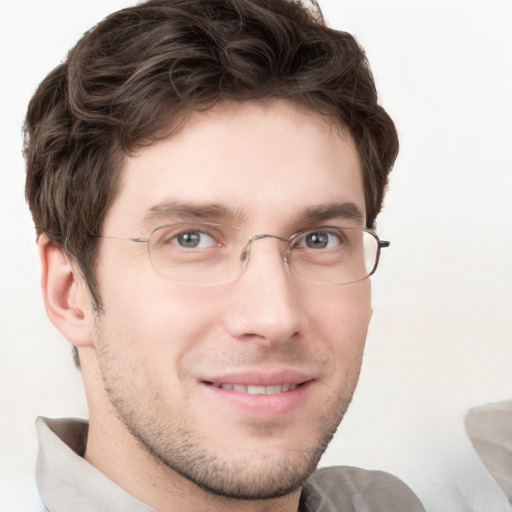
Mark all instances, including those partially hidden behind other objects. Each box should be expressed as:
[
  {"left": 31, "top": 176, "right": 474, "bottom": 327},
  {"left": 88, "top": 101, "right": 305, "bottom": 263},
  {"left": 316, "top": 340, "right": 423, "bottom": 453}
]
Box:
[{"left": 24, "top": 0, "right": 425, "bottom": 510}]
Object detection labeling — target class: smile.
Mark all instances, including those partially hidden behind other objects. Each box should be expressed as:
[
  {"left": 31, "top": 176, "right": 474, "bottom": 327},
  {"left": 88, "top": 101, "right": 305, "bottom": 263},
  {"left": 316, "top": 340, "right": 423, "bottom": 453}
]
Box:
[
  {"left": 202, "top": 377, "right": 313, "bottom": 417},
  {"left": 210, "top": 383, "right": 298, "bottom": 394}
]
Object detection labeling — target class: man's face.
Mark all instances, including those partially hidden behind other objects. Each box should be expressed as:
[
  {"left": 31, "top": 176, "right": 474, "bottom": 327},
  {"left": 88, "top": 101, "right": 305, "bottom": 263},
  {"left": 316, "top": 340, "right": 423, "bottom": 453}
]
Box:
[{"left": 92, "top": 100, "right": 371, "bottom": 499}]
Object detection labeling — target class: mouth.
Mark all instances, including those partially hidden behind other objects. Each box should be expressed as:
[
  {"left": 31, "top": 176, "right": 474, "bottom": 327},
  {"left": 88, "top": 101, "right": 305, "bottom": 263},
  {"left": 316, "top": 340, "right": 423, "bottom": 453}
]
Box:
[
  {"left": 207, "top": 382, "right": 300, "bottom": 394},
  {"left": 200, "top": 375, "right": 313, "bottom": 418}
]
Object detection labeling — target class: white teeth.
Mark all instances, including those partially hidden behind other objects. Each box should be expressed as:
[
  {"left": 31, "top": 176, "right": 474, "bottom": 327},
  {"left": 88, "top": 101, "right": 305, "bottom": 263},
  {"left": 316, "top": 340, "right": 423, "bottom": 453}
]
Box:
[
  {"left": 248, "top": 385, "right": 266, "bottom": 394},
  {"left": 214, "top": 383, "right": 298, "bottom": 394},
  {"left": 265, "top": 385, "right": 283, "bottom": 395}
]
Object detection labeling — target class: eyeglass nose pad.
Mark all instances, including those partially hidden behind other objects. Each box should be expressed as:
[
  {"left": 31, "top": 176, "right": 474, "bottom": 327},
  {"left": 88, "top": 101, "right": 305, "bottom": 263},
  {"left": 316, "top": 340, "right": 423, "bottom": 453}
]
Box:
[
  {"left": 238, "top": 235, "right": 259, "bottom": 270},
  {"left": 239, "top": 234, "right": 291, "bottom": 273},
  {"left": 239, "top": 245, "right": 251, "bottom": 266}
]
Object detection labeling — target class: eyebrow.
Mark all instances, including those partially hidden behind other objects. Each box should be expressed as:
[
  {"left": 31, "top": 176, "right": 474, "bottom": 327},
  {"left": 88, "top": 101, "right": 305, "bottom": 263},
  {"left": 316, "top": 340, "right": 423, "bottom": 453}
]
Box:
[
  {"left": 141, "top": 200, "right": 248, "bottom": 228},
  {"left": 296, "top": 202, "right": 364, "bottom": 226},
  {"left": 140, "top": 199, "right": 364, "bottom": 230}
]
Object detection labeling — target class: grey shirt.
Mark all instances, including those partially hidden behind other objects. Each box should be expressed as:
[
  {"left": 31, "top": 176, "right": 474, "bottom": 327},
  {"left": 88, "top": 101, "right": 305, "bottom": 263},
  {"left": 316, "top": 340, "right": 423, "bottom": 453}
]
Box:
[{"left": 36, "top": 417, "right": 425, "bottom": 511}]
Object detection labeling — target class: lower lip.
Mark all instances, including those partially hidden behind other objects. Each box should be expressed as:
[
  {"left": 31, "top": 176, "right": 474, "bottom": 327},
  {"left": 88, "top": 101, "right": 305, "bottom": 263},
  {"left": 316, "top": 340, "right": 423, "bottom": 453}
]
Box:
[{"left": 201, "top": 381, "right": 313, "bottom": 418}]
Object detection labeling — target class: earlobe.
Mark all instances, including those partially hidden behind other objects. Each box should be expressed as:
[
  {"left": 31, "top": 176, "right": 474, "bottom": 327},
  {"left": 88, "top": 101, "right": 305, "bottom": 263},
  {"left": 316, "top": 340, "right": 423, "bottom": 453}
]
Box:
[{"left": 38, "top": 235, "right": 93, "bottom": 348}]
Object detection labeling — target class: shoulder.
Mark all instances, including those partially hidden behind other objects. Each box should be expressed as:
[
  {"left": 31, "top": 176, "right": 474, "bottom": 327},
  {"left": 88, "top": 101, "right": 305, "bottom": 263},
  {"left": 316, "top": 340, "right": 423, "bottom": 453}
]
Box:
[{"left": 301, "top": 466, "right": 425, "bottom": 512}]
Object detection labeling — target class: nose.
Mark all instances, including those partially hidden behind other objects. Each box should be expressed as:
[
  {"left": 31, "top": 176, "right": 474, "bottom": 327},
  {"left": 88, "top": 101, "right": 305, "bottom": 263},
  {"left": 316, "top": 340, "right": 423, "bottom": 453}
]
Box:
[{"left": 223, "top": 236, "right": 306, "bottom": 346}]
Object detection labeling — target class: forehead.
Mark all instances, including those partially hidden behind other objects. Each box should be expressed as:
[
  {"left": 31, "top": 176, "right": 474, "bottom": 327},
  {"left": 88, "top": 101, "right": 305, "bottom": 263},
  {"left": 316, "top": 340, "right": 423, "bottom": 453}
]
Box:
[{"left": 104, "top": 100, "right": 365, "bottom": 234}]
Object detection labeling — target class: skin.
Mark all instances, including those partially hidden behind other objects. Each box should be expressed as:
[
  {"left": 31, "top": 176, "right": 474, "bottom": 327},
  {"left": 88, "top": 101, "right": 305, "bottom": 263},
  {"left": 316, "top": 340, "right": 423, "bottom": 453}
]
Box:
[{"left": 41, "top": 100, "right": 372, "bottom": 512}]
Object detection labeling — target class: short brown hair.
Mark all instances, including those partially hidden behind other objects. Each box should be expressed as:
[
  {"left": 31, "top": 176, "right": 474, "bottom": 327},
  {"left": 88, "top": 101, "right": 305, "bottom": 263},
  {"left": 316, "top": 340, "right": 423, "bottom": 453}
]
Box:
[{"left": 25, "top": 0, "right": 398, "bottom": 309}]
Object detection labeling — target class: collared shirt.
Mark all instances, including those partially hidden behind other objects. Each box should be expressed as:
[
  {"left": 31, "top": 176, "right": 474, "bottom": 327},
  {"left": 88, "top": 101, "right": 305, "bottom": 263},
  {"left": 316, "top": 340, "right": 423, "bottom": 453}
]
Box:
[{"left": 35, "top": 417, "right": 425, "bottom": 511}]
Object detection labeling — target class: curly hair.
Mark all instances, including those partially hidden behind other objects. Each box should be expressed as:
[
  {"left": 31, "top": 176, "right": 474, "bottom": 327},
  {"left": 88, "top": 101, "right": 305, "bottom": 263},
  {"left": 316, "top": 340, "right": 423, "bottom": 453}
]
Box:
[{"left": 25, "top": 0, "right": 398, "bottom": 312}]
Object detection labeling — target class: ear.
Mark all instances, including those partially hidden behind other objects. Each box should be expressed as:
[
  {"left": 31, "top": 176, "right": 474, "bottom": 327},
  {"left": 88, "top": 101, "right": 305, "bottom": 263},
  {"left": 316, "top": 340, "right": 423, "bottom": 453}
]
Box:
[{"left": 38, "top": 234, "right": 93, "bottom": 348}]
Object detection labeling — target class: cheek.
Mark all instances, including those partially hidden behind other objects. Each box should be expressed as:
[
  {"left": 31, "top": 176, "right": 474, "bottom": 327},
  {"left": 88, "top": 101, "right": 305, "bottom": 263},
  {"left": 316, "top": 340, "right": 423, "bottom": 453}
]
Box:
[
  {"left": 95, "top": 282, "right": 224, "bottom": 406},
  {"left": 98, "top": 275, "right": 223, "bottom": 362},
  {"left": 306, "top": 281, "right": 371, "bottom": 366}
]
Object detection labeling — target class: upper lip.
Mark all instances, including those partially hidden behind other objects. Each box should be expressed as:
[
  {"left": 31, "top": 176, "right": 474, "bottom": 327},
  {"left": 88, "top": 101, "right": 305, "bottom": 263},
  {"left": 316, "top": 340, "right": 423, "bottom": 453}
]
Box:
[{"left": 200, "top": 369, "right": 315, "bottom": 387}]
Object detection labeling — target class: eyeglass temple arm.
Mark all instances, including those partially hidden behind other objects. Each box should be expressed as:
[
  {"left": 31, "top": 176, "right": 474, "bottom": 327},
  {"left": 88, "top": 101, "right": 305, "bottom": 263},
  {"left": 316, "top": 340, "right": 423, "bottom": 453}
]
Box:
[
  {"left": 94, "top": 235, "right": 150, "bottom": 243},
  {"left": 379, "top": 240, "right": 390, "bottom": 249}
]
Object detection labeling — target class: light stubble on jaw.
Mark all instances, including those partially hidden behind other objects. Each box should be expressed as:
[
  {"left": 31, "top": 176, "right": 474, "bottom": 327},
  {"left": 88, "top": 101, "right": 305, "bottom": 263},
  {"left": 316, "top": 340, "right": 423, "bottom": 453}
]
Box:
[
  {"left": 128, "top": 395, "right": 351, "bottom": 501},
  {"left": 112, "top": 376, "right": 353, "bottom": 500},
  {"left": 92, "top": 313, "right": 359, "bottom": 501}
]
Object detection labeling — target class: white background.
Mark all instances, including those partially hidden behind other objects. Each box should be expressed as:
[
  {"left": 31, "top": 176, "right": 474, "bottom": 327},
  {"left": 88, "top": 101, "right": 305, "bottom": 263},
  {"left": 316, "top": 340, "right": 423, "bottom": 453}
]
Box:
[{"left": 1, "top": 1, "right": 511, "bottom": 510}]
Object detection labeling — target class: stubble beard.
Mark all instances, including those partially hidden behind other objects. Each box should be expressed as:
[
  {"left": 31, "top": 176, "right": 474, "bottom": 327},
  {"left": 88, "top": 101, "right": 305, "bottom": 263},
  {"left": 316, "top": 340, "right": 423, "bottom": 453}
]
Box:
[{"left": 94, "top": 321, "right": 359, "bottom": 501}]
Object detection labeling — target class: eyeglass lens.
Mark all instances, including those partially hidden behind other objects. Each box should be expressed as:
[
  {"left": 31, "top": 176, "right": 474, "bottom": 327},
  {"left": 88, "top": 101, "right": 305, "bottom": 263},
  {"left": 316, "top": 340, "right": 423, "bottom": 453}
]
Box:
[{"left": 147, "top": 223, "right": 381, "bottom": 285}]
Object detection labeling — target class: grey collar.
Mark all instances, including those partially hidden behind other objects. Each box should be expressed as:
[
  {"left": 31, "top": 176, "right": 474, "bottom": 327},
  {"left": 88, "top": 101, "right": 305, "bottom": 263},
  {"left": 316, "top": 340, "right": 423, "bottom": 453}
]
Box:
[{"left": 36, "top": 417, "right": 155, "bottom": 512}]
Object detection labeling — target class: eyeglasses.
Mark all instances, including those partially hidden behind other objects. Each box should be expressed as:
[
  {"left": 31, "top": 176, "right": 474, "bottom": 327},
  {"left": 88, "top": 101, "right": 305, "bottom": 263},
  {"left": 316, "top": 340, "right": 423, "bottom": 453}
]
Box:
[{"left": 97, "top": 222, "right": 389, "bottom": 286}]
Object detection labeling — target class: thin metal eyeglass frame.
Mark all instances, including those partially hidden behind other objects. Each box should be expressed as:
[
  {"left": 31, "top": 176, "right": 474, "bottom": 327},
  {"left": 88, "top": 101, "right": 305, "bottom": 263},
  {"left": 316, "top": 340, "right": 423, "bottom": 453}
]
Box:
[{"left": 95, "top": 223, "right": 390, "bottom": 286}]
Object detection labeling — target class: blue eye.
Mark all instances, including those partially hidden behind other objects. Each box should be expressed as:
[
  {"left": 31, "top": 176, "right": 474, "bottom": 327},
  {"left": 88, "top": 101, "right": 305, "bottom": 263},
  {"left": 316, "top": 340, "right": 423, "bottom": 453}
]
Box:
[{"left": 172, "top": 231, "right": 216, "bottom": 248}]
